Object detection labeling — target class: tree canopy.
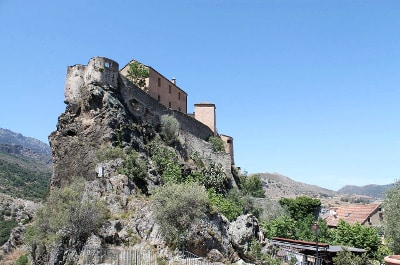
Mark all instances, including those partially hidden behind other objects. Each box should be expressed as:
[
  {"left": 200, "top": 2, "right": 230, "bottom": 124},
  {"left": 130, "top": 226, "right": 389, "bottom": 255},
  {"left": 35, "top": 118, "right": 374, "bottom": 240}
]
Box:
[
  {"left": 126, "top": 61, "right": 149, "bottom": 89},
  {"left": 384, "top": 180, "right": 400, "bottom": 254},
  {"left": 279, "top": 196, "right": 321, "bottom": 220}
]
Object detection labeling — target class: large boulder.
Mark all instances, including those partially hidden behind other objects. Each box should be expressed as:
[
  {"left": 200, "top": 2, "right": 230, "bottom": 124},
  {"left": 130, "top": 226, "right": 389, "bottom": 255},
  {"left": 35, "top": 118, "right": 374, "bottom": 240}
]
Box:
[{"left": 229, "top": 214, "right": 259, "bottom": 255}]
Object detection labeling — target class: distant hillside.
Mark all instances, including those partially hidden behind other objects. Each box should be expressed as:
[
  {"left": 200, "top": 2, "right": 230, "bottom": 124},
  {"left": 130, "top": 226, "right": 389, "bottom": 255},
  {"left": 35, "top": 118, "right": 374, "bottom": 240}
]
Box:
[
  {"left": 0, "top": 128, "right": 52, "bottom": 200},
  {"left": 338, "top": 184, "right": 394, "bottom": 199},
  {"left": 0, "top": 128, "right": 51, "bottom": 156},
  {"left": 258, "top": 172, "right": 338, "bottom": 199}
]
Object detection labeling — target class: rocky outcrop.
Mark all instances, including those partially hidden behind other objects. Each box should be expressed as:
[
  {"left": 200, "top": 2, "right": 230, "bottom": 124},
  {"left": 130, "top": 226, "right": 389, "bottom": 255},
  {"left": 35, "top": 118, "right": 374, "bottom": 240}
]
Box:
[
  {"left": 43, "top": 57, "right": 253, "bottom": 264},
  {"left": 229, "top": 214, "right": 259, "bottom": 255},
  {"left": 49, "top": 56, "right": 223, "bottom": 188}
]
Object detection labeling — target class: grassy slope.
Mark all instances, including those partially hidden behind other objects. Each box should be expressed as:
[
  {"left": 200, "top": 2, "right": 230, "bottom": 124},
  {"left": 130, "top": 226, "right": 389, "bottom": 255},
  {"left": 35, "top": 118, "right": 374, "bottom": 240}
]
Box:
[{"left": 0, "top": 152, "right": 51, "bottom": 201}]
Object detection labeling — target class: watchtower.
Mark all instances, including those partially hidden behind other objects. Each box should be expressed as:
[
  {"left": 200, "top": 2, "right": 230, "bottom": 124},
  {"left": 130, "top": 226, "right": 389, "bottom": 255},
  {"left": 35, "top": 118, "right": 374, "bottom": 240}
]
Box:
[{"left": 64, "top": 57, "right": 119, "bottom": 104}]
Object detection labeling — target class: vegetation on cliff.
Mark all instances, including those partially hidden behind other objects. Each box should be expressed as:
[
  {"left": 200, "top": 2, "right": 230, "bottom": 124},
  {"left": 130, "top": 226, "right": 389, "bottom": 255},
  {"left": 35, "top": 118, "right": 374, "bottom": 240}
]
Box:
[{"left": 28, "top": 178, "right": 107, "bottom": 259}]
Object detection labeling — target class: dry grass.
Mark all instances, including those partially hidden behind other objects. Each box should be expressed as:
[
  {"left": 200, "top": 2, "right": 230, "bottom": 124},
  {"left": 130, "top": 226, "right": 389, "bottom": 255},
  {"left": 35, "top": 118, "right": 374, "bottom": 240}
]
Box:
[{"left": 1, "top": 248, "right": 28, "bottom": 265}]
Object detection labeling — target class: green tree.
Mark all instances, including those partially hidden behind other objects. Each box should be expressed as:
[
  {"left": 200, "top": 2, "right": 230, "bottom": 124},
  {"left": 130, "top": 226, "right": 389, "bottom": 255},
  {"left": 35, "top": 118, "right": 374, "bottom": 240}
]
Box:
[
  {"left": 208, "top": 136, "right": 225, "bottom": 152},
  {"left": 262, "top": 215, "right": 297, "bottom": 239},
  {"left": 160, "top": 114, "right": 180, "bottom": 144},
  {"left": 240, "top": 174, "right": 265, "bottom": 198},
  {"left": 279, "top": 196, "right": 321, "bottom": 220},
  {"left": 126, "top": 61, "right": 149, "bottom": 89},
  {"left": 151, "top": 182, "right": 208, "bottom": 245},
  {"left": 262, "top": 214, "right": 332, "bottom": 243},
  {"left": 383, "top": 180, "right": 400, "bottom": 254},
  {"left": 332, "top": 247, "right": 369, "bottom": 265},
  {"left": 332, "top": 220, "right": 381, "bottom": 259}
]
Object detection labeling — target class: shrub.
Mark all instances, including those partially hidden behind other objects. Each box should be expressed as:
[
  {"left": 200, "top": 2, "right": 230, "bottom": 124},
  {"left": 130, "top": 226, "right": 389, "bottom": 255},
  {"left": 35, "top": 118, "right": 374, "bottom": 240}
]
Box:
[
  {"left": 208, "top": 136, "right": 225, "bottom": 152},
  {"left": 118, "top": 150, "right": 148, "bottom": 193},
  {"left": 208, "top": 189, "right": 242, "bottom": 221},
  {"left": 332, "top": 248, "right": 369, "bottom": 265},
  {"left": 151, "top": 182, "right": 208, "bottom": 245},
  {"left": 160, "top": 115, "right": 180, "bottom": 144},
  {"left": 149, "top": 141, "right": 183, "bottom": 184},
  {"left": 96, "top": 145, "right": 125, "bottom": 162},
  {"left": 32, "top": 178, "right": 108, "bottom": 246},
  {"left": 240, "top": 174, "right": 265, "bottom": 198},
  {"left": 14, "top": 254, "right": 29, "bottom": 265},
  {"left": 201, "top": 161, "right": 229, "bottom": 194}
]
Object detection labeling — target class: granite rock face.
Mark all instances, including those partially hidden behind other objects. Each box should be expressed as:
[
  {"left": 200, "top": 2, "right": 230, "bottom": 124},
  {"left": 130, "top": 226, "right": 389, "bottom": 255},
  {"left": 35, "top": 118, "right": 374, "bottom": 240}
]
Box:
[{"left": 43, "top": 57, "right": 257, "bottom": 264}]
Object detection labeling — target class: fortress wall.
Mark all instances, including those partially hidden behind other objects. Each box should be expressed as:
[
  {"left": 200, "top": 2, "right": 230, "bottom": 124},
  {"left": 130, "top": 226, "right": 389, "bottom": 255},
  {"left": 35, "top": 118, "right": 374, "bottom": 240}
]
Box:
[
  {"left": 65, "top": 57, "right": 119, "bottom": 104},
  {"left": 181, "top": 131, "right": 233, "bottom": 178},
  {"left": 65, "top": 64, "right": 85, "bottom": 104},
  {"left": 119, "top": 75, "right": 214, "bottom": 141},
  {"left": 85, "top": 57, "right": 119, "bottom": 87}
]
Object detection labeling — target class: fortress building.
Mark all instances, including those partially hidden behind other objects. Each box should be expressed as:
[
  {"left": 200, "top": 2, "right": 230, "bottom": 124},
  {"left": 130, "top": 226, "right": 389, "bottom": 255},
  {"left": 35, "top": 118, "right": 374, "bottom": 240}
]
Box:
[
  {"left": 66, "top": 56, "right": 234, "bottom": 164},
  {"left": 120, "top": 60, "right": 188, "bottom": 114},
  {"left": 120, "top": 58, "right": 234, "bottom": 164}
]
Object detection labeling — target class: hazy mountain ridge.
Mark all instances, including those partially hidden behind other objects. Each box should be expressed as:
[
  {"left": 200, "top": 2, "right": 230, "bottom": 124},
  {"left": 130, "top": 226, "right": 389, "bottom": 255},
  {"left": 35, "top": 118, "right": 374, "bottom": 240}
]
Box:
[
  {"left": 258, "top": 172, "right": 338, "bottom": 199},
  {"left": 0, "top": 128, "right": 51, "bottom": 156},
  {"left": 338, "top": 184, "right": 394, "bottom": 199}
]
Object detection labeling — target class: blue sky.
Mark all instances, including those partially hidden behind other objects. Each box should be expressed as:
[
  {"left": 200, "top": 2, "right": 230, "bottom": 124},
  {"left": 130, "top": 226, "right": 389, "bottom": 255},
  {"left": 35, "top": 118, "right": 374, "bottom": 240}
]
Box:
[{"left": 1, "top": 1, "right": 399, "bottom": 190}]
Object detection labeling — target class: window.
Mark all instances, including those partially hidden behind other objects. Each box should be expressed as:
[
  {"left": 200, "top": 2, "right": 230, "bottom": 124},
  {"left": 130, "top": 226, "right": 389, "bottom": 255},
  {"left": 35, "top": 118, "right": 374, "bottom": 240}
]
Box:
[
  {"left": 169, "top": 102, "right": 171, "bottom": 108},
  {"left": 178, "top": 107, "right": 181, "bottom": 112},
  {"left": 178, "top": 92, "right": 181, "bottom": 100},
  {"left": 158, "top": 95, "right": 161, "bottom": 102},
  {"left": 158, "top": 77, "right": 161, "bottom": 87},
  {"left": 104, "top": 62, "right": 110, "bottom": 68},
  {"left": 227, "top": 139, "right": 232, "bottom": 144},
  {"left": 169, "top": 85, "right": 171, "bottom": 94}
]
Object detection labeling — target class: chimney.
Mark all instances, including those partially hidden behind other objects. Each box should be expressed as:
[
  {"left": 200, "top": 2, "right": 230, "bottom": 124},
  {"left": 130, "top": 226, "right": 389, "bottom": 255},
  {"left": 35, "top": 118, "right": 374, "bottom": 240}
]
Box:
[{"left": 172, "top": 77, "right": 176, "bottom": 85}]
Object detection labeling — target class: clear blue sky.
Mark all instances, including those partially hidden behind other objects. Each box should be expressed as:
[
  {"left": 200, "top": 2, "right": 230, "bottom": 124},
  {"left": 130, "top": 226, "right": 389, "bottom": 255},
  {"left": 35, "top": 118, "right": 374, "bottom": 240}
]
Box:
[{"left": 1, "top": 1, "right": 399, "bottom": 190}]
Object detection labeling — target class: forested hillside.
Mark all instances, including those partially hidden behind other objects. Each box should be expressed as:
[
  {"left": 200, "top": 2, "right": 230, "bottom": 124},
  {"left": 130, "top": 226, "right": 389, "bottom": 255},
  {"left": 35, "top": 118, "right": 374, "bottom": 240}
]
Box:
[{"left": 0, "top": 128, "right": 52, "bottom": 200}]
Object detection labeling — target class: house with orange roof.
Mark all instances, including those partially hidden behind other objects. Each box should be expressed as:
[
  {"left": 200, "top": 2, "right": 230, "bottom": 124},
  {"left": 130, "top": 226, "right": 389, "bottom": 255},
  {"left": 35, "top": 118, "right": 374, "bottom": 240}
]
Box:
[{"left": 322, "top": 203, "right": 382, "bottom": 228}]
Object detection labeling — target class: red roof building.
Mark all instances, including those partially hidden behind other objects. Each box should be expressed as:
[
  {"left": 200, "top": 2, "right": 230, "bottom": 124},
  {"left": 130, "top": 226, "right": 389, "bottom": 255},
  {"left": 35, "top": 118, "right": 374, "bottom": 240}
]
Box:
[{"left": 322, "top": 203, "right": 382, "bottom": 228}]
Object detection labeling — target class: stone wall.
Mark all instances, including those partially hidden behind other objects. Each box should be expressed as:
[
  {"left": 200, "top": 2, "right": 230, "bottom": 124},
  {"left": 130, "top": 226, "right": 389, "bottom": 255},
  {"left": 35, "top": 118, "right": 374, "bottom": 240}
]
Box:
[
  {"left": 119, "top": 75, "right": 214, "bottom": 141},
  {"left": 65, "top": 57, "right": 119, "bottom": 104},
  {"left": 180, "top": 131, "right": 233, "bottom": 178}
]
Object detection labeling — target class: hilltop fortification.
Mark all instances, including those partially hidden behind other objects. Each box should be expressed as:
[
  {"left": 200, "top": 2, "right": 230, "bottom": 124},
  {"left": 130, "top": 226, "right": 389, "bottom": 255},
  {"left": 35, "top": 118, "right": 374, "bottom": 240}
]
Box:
[{"left": 50, "top": 56, "right": 232, "bottom": 187}]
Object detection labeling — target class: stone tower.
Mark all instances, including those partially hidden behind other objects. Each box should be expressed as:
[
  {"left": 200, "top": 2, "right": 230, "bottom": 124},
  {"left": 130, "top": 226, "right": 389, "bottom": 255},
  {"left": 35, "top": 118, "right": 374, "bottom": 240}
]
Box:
[{"left": 64, "top": 57, "right": 119, "bottom": 104}]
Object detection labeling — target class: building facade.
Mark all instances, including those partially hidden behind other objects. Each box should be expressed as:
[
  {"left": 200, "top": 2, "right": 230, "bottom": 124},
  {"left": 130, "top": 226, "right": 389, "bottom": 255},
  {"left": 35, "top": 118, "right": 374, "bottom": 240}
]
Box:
[{"left": 120, "top": 60, "right": 187, "bottom": 114}]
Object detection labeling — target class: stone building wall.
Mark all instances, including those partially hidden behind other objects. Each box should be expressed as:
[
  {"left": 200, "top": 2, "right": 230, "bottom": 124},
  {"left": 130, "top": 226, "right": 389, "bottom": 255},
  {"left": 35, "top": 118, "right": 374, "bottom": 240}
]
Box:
[
  {"left": 65, "top": 57, "right": 119, "bottom": 104},
  {"left": 119, "top": 75, "right": 214, "bottom": 141},
  {"left": 194, "top": 103, "right": 217, "bottom": 133},
  {"left": 180, "top": 131, "right": 233, "bottom": 179},
  {"left": 120, "top": 60, "right": 188, "bottom": 114},
  {"left": 221, "top": 134, "right": 234, "bottom": 165}
]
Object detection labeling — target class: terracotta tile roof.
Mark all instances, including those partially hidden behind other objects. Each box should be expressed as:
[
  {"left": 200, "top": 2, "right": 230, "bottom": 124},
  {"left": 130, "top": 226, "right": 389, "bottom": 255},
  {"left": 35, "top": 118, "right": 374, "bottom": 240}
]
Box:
[{"left": 323, "top": 203, "right": 381, "bottom": 227}]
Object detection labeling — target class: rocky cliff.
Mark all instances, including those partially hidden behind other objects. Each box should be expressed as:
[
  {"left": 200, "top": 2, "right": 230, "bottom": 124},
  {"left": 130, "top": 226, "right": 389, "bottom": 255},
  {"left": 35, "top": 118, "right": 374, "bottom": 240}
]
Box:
[
  {"left": 49, "top": 57, "right": 231, "bottom": 188},
  {"left": 40, "top": 57, "right": 256, "bottom": 264}
]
